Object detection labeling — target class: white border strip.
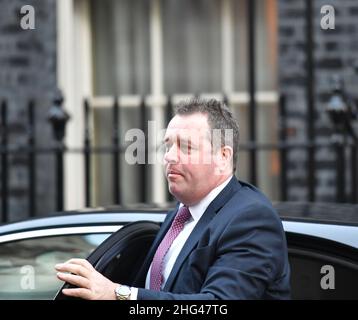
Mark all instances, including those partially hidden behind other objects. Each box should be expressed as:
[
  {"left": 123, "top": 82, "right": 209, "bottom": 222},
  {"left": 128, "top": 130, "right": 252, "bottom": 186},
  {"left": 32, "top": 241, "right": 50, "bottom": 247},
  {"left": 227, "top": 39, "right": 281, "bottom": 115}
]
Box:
[
  {"left": 0, "top": 226, "right": 122, "bottom": 244},
  {"left": 222, "top": 0, "right": 234, "bottom": 94}
]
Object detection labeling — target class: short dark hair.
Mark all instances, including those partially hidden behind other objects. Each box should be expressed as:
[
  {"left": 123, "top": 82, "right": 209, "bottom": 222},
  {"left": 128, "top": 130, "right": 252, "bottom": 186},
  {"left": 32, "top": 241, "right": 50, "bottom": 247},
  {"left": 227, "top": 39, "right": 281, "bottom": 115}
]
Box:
[{"left": 174, "top": 98, "right": 239, "bottom": 172}]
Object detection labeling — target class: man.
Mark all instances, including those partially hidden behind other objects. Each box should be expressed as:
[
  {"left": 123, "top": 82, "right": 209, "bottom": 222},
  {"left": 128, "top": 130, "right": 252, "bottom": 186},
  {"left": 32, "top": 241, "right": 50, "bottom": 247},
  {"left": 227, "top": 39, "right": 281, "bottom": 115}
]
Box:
[{"left": 56, "top": 98, "right": 291, "bottom": 299}]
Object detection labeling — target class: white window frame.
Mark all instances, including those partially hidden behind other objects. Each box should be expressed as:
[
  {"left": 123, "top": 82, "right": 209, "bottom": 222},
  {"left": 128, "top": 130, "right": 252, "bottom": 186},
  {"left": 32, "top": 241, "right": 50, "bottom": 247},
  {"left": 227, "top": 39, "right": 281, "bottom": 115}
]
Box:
[{"left": 57, "top": 0, "right": 93, "bottom": 210}]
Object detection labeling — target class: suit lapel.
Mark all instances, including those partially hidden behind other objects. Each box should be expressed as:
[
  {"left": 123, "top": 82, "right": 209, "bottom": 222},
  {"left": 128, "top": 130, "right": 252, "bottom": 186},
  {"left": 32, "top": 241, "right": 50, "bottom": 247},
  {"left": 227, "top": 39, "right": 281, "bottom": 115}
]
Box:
[{"left": 163, "top": 177, "right": 240, "bottom": 291}]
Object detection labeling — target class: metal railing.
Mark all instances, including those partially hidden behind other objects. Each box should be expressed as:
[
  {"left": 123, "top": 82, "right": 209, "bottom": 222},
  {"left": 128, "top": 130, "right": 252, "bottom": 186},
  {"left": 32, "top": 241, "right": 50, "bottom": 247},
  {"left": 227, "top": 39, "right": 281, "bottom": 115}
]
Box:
[{"left": 1, "top": 91, "right": 357, "bottom": 223}]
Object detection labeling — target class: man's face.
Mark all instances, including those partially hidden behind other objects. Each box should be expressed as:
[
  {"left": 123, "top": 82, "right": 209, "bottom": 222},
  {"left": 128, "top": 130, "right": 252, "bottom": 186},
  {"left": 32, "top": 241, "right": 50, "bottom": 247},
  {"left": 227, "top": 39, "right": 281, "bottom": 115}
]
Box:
[{"left": 163, "top": 113, "right": 223, "bottom": 205}]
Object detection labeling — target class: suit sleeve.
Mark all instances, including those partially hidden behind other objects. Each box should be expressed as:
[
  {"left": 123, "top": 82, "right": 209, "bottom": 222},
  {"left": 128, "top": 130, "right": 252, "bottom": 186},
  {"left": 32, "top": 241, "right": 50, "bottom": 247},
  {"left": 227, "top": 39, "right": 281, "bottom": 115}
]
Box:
[{"left": 136, "top": 204, "right": 289, "bottom": 300}]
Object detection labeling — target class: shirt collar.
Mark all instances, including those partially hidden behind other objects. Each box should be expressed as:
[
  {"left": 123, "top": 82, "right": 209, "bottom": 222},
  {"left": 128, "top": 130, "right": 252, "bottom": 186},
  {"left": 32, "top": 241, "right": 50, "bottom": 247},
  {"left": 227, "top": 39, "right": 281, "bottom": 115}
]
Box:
[{"left": 179, "top": 175, "right": 233, "bottom": 222}]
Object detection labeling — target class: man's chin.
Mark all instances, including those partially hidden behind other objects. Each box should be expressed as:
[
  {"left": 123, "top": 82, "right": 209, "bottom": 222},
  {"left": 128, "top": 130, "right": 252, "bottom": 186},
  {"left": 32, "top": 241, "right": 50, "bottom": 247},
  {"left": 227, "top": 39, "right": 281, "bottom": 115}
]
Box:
[
  {"left": 168, "top": 183, "right": 178, "bottom": 194},
  {"left": 168, "top": 184, "right": 182, "bottom": 199}
]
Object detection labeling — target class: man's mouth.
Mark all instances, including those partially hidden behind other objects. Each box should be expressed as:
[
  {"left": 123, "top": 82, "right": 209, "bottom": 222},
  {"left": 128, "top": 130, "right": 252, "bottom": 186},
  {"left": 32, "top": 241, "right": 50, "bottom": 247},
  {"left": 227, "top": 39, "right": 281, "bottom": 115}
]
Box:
[{"left": 167, "top": 169, "right": 183, "bottom": 177}]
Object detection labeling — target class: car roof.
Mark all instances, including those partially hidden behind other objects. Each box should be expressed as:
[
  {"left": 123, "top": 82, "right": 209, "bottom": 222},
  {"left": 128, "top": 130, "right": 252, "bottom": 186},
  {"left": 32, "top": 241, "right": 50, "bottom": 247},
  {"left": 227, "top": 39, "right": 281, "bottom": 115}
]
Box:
[
  {"left": 274, "top": 202, "right": 358, "bottom": 226},
  {"left": 0, "top": 209, "right": 169, "bottom": 236},
  {"left": 0, "top": 202, "right": 358, "bottom": 248}
]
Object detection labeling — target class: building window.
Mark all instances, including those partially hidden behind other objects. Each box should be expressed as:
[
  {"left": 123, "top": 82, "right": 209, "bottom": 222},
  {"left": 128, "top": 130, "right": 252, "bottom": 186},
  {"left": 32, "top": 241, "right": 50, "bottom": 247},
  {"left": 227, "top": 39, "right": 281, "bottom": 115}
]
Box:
[{"left": 89, "top": 0, "right": 279, "bottom": 205}]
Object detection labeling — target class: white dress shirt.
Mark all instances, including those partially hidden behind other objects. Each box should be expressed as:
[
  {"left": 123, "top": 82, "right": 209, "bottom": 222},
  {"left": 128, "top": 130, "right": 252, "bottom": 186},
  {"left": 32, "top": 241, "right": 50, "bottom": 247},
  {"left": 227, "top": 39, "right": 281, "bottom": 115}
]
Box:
[{"left": 130, "top": 175, "right": 233, "bottom": 300}]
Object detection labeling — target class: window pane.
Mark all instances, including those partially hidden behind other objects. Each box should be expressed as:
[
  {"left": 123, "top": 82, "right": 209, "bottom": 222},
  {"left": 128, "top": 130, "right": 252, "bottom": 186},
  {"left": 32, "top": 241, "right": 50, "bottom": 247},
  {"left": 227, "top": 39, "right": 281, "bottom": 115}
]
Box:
[
  {"left": 290, "top": 249, "right": 358, "bottom": 299},
  {"left": 0, "top": 234, "right": 110, "bottom": 299},
  {"left": 233, "top": 0, "right": 278, "bottom": 91},
  {"left": 91, "top": 0, "right": 151, "bottom": 95},
  {"left": 92, "top": 106, "right": 149, "bottom": 206},
  {"left": 162, "top": 0, "right": 222, "bottom": 94}
]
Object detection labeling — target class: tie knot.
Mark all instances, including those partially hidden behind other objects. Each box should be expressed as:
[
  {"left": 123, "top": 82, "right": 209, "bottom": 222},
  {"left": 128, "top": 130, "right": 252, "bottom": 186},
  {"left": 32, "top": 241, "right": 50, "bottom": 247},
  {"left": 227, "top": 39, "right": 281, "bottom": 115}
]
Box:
[{"left": 174, "top": 206, "right": 191, "bottom": 225}]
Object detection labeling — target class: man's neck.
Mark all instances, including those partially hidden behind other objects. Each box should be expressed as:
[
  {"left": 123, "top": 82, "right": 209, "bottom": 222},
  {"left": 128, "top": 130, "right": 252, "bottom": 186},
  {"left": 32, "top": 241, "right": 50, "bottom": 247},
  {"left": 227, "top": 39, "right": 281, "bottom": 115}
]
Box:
[
  {"left": 184, "top": 175, "right": 233, "bottom": 221},
  {"left": 185, "top": 174, "right": 233, "bottom": 207}
]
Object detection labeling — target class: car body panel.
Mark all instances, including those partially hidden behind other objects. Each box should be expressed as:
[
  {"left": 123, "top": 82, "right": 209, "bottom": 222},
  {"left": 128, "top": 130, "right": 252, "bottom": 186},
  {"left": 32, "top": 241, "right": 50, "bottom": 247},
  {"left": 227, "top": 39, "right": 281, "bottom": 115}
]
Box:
[
  {"left": 1, "top": 212, "right": 357, "bottom": 250},
  {"left": 282, "top": 221, "right": 358, "bottom": 248}
]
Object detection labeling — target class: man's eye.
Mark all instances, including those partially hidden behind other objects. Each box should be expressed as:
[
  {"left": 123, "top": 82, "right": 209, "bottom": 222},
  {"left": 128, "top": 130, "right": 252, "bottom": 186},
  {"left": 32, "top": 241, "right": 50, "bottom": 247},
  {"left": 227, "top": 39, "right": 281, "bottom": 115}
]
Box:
[{"left": 180, "top": 143, "right": 191, "bottom": 154}]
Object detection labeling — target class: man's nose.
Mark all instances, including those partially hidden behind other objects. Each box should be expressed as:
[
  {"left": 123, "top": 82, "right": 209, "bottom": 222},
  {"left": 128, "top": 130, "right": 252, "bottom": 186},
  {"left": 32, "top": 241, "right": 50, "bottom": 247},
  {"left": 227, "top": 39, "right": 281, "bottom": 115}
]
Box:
[{"left": 164, "top": 144, "right": 179, "bottom": 164}]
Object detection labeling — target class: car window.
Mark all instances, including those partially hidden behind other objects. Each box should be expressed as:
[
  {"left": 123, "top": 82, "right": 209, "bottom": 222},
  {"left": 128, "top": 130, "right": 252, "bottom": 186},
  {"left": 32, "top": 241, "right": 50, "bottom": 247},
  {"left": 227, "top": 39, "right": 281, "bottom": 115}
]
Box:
[
  {"left": 287, "top": 233, "right": 358, "bottom": 299},
  {"left": 0, "top": 233, "right": 111, "bottom": 300},
  {"left": 290, "top": 248, "right": 358, "bottom": 299}
]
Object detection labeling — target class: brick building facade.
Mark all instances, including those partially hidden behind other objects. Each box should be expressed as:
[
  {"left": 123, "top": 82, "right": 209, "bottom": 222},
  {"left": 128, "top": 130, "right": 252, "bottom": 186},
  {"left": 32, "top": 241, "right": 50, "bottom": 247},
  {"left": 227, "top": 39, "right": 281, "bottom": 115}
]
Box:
[
  {"left": 278, "top": 0, "right": 358, "bottom": 201},
  {"left": 0, "top": 0, "right": 57, "bottom": 220}
]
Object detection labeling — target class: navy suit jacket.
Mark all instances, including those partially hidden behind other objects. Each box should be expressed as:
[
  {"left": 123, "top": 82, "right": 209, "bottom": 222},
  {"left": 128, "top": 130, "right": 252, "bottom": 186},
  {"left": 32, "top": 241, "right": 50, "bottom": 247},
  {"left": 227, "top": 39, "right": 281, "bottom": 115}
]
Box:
[{"left": 133, "top": 177, "right": 291, "bottom": 299}]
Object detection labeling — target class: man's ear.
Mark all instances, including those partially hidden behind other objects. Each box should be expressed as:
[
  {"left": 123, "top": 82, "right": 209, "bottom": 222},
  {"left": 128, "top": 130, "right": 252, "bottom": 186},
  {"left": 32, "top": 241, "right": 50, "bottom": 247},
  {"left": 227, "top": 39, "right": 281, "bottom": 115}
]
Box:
[{"left": 218, "top": 146, "right": 233, "bottom": 172}]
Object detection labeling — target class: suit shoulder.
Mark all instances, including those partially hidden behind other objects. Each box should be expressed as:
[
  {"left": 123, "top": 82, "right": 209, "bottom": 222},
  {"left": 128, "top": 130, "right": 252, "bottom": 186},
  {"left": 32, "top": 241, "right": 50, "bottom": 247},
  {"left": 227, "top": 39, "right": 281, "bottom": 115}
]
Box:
[{"left": 224, "top": 181, "right": 282, "bottom": 225}]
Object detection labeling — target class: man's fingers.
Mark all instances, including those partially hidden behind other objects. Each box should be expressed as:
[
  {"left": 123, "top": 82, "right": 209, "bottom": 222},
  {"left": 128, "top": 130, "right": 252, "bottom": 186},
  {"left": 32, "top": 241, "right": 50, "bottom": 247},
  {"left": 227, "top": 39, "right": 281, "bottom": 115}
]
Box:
[
  {"left": 58, "top": 258, "right": 93, "bottom": 270},
  {"left": 56, "top": 258, "right": 93, "bottom": 270},
  {"left": 62, "top": 288, "right": 92, "bottom": 299},
  {"left": 65, "top": 258, "right": 93, "bottom": 269},
  {"left": 56, "top": 272, "right": 90, "bottom": 289},
  {"left": 55, "top": 258, "right": 116, "bottom": 300},
  {"left": 55, "top": 263, "right": 91, "bottom": 279},
  {"left": 55, "top": 259, "right": 94, "bottom": 278}
]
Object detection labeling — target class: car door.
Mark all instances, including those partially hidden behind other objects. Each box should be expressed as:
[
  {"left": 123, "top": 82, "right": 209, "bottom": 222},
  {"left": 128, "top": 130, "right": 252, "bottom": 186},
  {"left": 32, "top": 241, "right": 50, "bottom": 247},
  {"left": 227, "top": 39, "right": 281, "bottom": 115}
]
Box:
[
  {"left": 0, "top": 231, "right": 113, "bottom": 300},
  {"left": 287, "top": 232, "right": 358, "bottom": 299},
  {"left": 54, "top": 220, "right": 358, "bottom": 300},
  {"left": 55, "top": 221, "right": 160, "bottom": 300}
]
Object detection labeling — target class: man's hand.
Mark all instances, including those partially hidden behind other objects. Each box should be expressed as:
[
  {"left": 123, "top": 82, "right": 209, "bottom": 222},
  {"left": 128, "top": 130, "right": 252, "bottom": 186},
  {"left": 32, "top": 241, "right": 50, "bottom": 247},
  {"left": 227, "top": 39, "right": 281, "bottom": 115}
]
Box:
[{"left": 55, "top": 258, "right": 118, "bottom": 300}]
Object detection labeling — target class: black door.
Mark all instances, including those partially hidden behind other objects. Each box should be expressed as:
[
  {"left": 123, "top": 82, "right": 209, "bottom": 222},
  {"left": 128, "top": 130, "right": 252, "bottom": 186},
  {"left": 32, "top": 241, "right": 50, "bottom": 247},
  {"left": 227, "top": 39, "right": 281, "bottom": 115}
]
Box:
[{"left": 55, "top": 221, "right": 160, "bottom": 300}]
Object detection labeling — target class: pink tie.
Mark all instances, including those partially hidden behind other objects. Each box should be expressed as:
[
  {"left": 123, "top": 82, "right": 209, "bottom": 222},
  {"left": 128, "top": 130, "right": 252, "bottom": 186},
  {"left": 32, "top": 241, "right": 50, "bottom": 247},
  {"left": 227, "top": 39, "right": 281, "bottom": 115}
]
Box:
[{"left": 150, "top": 206, "right": 192, "bottom": 291}]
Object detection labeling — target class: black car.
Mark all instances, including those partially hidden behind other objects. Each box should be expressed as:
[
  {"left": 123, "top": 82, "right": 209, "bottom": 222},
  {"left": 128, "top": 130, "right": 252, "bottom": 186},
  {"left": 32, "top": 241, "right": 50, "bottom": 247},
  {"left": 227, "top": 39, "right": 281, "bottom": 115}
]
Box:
[{"left": 0, "top": 202, "right": 357, "bottom": 300}]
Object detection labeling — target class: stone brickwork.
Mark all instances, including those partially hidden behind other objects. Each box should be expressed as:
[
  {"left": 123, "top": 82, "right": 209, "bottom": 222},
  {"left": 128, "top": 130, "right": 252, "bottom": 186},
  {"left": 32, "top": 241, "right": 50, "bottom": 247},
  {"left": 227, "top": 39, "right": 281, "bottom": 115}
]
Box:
[
  {"left": 278, "top": 0, "right": 358, "bottom": 202},
  {"left": 0, "top": 0, "right": 57, "bottom": 221}
]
